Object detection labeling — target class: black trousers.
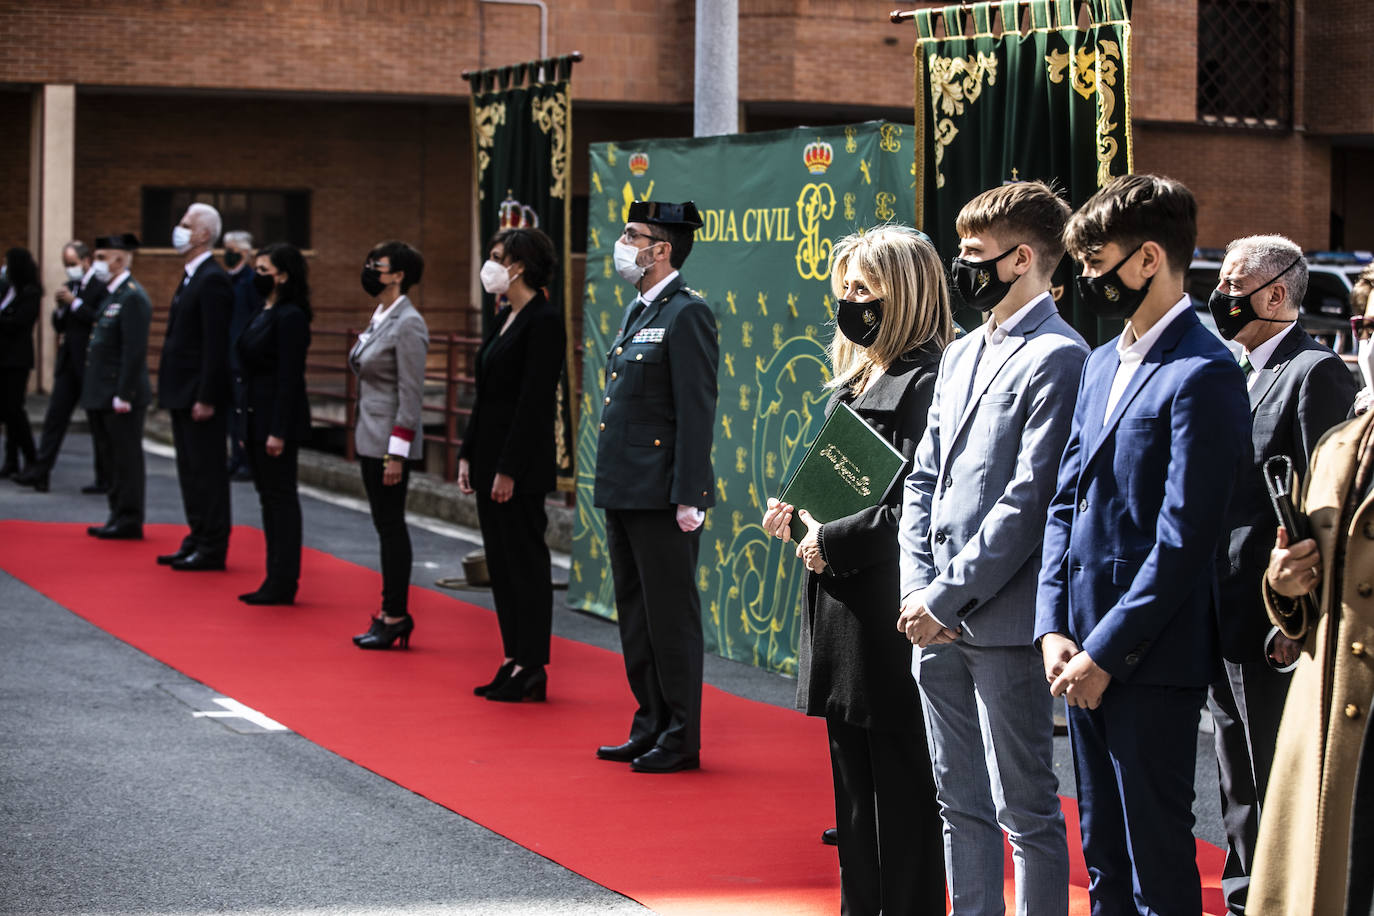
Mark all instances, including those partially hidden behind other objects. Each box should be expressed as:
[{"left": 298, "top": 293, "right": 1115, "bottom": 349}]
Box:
[
  {"left": 0, "top": 366, "right": 34, "bottom": 467},
  {"left": 88, "top": 407, "right": 145, "bottom": 528},
  {"left": 245, "top": 432, "right": 302, "bottom": 597},
  {"left": 475, "top": 489, "right": 552, "bottom": 667},
  {"left": 827, "top": 718, "right": 946, "bottom": 916},
  {"left": 170, "top": 407, "right": 231, "bottom": 558},
  {"left": 1208, "top": 656, "right": 1293, "bottom": 915},
  {"left": 360, "top": 456, "right": 412, "bottom": 616},
  {"left": 227, "top": 376, "right": 247, "bottom": 472},
  {"left": 604, "top": 508, "right": 704, "bottom": 754},
  {"left": 34, "top": 366, "right": 105, "bottom": 484}
]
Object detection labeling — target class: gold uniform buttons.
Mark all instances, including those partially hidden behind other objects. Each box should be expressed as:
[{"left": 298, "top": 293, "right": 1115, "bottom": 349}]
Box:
[
  {"left": 615, "top": 346, "right": 623, "bottom": 355},
  {"left": 599, "top": 422, "right": 605, "bottom": 431},
  {"left": 1346, "top": 703, "right": 1362, "bottom": 720},
  {"left": 635, "top": 353, "right": 643, "bottom": 361},
  {"left": 653, "top": 439, "right": 661, "bottom": 447},
  {"left": 1353, "top": 642, "right": 1367, "bottom": 657},
  {"left": 610, "top": 372, "right": 618, "bottom": 380},
  {"left": 604, "top": 397, "right": 611, "bottom": 405}
]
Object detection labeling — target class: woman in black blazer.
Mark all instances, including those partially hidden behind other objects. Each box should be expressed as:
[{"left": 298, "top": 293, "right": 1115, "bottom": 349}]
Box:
[
  {"left": 0, "top": 247, "right": 41, "bottom": 478},
  {"left": 763, "top": 227, "right": 954, "bottom": 916},
  {"left": 459, "top": 227, "right": 566, "bottom": 703},
  {"left": 234, "top": 242, "right": 312, "bottom": 605}
]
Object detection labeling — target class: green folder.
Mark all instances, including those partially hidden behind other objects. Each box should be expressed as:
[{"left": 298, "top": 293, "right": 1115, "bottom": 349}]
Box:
[{"left": 777, "top": 402, "right": 907, "bottom": 542}]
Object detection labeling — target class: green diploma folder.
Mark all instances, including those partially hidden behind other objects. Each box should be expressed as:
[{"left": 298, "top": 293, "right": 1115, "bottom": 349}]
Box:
[{"left": 777, "top": 402, "right": 907, "bottom": 542}]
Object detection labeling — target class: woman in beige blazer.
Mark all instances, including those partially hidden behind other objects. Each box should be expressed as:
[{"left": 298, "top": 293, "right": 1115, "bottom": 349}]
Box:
[
  {"left": 1256, "top": 409, "right": 1374, "bottom": 915},
  {"left": 349, "top": 240, "right": 429, "bottom": 650}
]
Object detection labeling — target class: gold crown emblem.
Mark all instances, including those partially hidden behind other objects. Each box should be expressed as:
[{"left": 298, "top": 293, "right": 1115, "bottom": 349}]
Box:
[
  {"left": 862, "top": 308, "right": 877, "bottom": 326},
  {"left": 804, "top": 140, "right": 833, "bottom": 175},
  {"left": 1104, "top": 285, "right": 1120, "bottom": 302},
  {"left": 628, "top": 152, "right": 650, "bottom": 176},
  {"left": 498, "top": 191, "right": 540, "bottom": 230},
  {"left": 976, "top": 269, "right": 991, "bottom": 290}
]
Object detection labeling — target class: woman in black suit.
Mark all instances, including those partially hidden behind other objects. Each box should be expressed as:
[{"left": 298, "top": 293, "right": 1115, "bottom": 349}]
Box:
[
  {"left": 762, "top": 226, "right": 954, "bottom": 916},
  {"left": 459, "top": 227, "right": 566, "bottom": 703},
  {"left": 234, "top": 242, "right": 312, "bottom": 605},
  {"left": 0, "top": 247, "right": 41, "bottom": 478}
]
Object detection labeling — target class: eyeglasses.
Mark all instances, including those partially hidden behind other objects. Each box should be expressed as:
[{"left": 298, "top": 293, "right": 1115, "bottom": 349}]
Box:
[
  {"left": 621, "top": 228, "right": 667, "bottom": 245},
  {"left": 365, "top": 261, "right": 394, "bottom": 273},
  {"left": 1351, "top": 315, "right": 1374, "bottom": 341}
]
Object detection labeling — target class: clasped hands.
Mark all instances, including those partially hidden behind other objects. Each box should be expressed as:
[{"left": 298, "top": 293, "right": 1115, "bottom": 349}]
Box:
[
  {"left": 763, "top": 498, "right": 826, "bottom": 574},
  {"left": 896, "top": 596, "right": 960, "bottom": 648},
  {"left": 1041, "top": 633, "right": 1111, "bottom": 709}
]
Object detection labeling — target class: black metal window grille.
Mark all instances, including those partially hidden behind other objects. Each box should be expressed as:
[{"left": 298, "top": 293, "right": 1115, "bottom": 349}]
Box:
[
  {"left": 1197, "top": 0, "right": 1294, "bottom": 129},
  {"left": 141, "top": 188, "right": 311, "bottom": 249}
]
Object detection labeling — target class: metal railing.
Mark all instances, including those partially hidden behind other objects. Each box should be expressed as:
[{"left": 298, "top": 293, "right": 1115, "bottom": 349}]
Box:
[{"left": 306, "top": 328, "right": 483, "bottom": 483}]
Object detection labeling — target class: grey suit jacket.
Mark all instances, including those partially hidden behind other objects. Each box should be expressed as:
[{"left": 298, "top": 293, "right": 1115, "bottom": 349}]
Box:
[
  {"left": 348, "top": 296, "right": 429, "bottom": 460},
  {"left": 899, "top": 295, "right": 1088, "bottom": 646}
]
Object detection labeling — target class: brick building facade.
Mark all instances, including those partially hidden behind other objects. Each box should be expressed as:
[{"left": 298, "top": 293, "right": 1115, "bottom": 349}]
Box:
[{"left": 2, "top": 0, "right": 1370, "bottom": 398}]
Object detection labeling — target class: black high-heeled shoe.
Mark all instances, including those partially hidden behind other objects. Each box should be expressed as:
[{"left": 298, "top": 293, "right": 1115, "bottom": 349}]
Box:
[
  {"left": 356, "top": 615, "right": 414, "bottom": 650},
  {"left": 352, "top": 615, "right": 385, "bottom": 646},
  {"left": 486, "top": 666, "right": 546, "bottom": 702},
  {"left": 473, "top": 661, "right": 516, "bottom": 697}
]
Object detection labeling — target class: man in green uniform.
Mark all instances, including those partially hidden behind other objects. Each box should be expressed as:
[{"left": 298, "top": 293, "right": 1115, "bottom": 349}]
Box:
[
  {"left": 593, "top": 200, "right": 719, "bottom": 773},
  {"left": 83, "top": 233, "right": 151, "bottom": 540}
]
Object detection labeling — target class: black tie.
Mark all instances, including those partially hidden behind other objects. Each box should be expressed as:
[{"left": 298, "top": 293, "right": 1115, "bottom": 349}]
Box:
[{"left": 625, "top": 298, "right": 647, "bottom": 333}]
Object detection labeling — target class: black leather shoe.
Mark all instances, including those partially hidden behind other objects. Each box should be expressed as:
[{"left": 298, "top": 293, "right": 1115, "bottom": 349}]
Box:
[
  {"left": 170, "top": 551, "right": 226, "bottom": 571},
  {"left": 821, "top": 827, "right": 838, "bottom": 846},
  {"left": 91, "top": 523, "right": 143, "bottom": 540},
  {"left": 353, "top": 615, "right": 385, "bottom": 646},
  {"left": 239, "top": 590, "right": 295, "bottom": 605},
  {"left": 631, "top": 747, "right": 700, "bottom": 773},
  {"left": 81, "top": 482, "right": 109, "bottom": 495},
  {"left": 596, "top": 738, "right": 656, "bottom": 762},
  {"left": 157, "top": 548, "right": 193, "bottom": 566},
  {"left": 355, "top": 615, "right": 414, "bottom": 650},
  {"left": 485, "top": 666, "right": 547, "bottom": 702},
  {"left": 14, "top": 468, "right": 48, "bottom": 491},
  {"left": 87, "top": 524, "right": 110, "bottom": 537},
  {"left": 474, "top": 661, "right": 516, "bottom": 697}
]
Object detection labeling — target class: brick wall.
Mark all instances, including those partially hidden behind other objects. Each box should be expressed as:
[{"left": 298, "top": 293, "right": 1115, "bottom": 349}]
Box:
[
  {"left": 1304, "top": 0, "right": 1374, "bottom": 135},
  {"left": 0, "top": 91, "right": 32, "bottom": 251}
]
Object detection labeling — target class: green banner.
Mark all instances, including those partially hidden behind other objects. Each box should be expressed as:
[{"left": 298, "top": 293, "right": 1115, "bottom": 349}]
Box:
[
  {"left": 569, "top": 121, "right": 918, "bottom": 675},
  {"left": 914, "top": 0, "right": 1133, "bottom": 342},
  {"left": 469, "top": 57, "right": 576, "bottom": 483}
]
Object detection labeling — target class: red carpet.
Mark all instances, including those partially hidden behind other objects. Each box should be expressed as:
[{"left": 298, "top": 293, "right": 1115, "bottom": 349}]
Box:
[{"left": 0, "top": 521, "right": 1225, "bottom": 914}]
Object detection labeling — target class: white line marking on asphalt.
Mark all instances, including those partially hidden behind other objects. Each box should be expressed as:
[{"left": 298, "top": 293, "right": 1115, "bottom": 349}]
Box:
[
  {"left": 192, "top": 697, "right": 289, "bottom": 731},
  {"left": 139, "top": 438, "right": 572, "bottom": 569}
]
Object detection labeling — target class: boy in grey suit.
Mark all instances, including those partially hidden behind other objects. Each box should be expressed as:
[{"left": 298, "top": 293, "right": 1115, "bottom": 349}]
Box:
[{"left": 898, "top": 182, "right": 1086, "bottom": 915}]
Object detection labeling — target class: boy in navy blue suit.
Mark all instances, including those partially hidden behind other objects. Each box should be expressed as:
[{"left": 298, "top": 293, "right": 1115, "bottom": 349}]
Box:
[{"left": 1034, "top": 175, "right": 1251, "bottom": 915}]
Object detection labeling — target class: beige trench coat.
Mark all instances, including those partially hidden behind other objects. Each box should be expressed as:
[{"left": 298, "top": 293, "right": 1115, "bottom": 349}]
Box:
[{"left": 1250, "top": 411, "right": 1374, "bottom": 915}]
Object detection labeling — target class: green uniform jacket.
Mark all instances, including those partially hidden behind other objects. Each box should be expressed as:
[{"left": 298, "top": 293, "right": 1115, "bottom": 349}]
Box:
[
  {"left": 593, "top": 274, "right": 719, "bottom": 510},
  {"left": 81, "top": 274, "right": 152, "bottom": 411}
]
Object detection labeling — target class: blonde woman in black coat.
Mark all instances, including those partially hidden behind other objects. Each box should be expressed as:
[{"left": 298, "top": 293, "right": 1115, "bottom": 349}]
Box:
[
  {"left": 0, "top": 247, "right": 41, "bottom": 478},
  {"left": 763, "top": 226, "right": 954, "bottom": 916},
  {"left": 460, "top": 227, "right": 566, "bottom": 703}
]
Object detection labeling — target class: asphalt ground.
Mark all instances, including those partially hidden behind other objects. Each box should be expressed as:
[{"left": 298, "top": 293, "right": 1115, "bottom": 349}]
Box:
[{"left": 0, "top": 431, "right": 1225, "bottom": 915}]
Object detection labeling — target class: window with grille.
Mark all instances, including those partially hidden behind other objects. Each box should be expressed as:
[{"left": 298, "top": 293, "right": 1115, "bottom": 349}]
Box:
[
  {"left": 141, "top": 188, "right": 311, "bottom": 249},
  {"left": 1196, "top": 0, "right": 1293, "bottom": 128}
]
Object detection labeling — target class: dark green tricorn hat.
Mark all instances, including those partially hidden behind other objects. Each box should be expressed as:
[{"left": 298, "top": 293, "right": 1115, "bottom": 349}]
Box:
[
  {"left": 94, "top": 233, "right": 140, "bottom": 251},
  {"left": 627, "top": 200, "right": 703, "bottom": 230}
]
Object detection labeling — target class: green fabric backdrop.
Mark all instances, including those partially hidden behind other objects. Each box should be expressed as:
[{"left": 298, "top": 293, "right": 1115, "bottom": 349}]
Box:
[
  {"left": 569, "top": 122, "right": 919, "bottom": 675},
  {"left": 915, "top": 0, "right": 1133, "bottom": 343}
]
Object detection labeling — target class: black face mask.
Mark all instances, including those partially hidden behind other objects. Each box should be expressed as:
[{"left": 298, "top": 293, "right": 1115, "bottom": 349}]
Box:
[
  {"left": 224, "top": 250, "right": 243, "bottom": 269},
  {"left": 1075, "top": 243, "right": 1152, "bottom": 320},
  {"left": 252, "top": 272, "right": 277, "bottom": 299},
  {"left": 950, "top": 246, "right": 1018, "bottom": 313},
  {"left": 1206, "top": 254, "right": 1303, "bottom": 341},
  {"left": 360, "top": 267, "right": 386, "bottom": 298},
  {"left": 836, "top": 298, "right": 884, "bottom": 347}
]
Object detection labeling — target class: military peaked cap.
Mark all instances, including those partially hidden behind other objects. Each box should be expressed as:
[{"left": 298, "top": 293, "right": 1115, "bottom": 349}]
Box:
[
  {"left": 95, "top": 233, "right": 140, "bottom": 251},
  {"left": 627, "top": 200, "right": 703, "bottom": 229}
]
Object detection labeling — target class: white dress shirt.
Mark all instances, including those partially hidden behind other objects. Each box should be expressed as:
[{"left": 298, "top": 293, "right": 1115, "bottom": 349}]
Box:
[
  {"left": 182, "top": 250, "right": 213, "bottom": 283},
  {"left": 1103, "top": 295, "right": 1192, "bottom": 423},
  {"left": 973, "top": 291, "right": 1050, "bottom": 389},
  {"left": 636, "top": 270, "right": 680, "bottom": 310},
  {"left": 1241, "top": 321, "right": 1297, "bottom": 390}
]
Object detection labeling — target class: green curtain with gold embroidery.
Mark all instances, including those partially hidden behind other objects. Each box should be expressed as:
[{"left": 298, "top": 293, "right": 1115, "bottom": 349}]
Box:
[
  {"left": 914, "top": 0, "right": 1132, "bottom": 344},
  {"left": 468, "top": 56, "right": 576, "bottom": 484},
  {"left": 569, "top": 122, "right": 919, "bottom": 675}
]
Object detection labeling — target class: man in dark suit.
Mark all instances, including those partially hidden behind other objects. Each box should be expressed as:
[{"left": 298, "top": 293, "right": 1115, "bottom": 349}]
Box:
[
  {"left": 17, "top": 241, "right": 108, "bottom": 493},
  {"left": 157, "top": 203, "right": 233, "bottom": 570},
  {"left": 224, "top": 229, "right": 259, "bottom": 482},
  {"left": 82, "top": 234, "right": 151, "bottom": 540},
  {"left": 1035, "top": 175, "right": 1252, "bottom": 914},
  {"left": 1203, "top": 234, "right": 1356, "bottom": 914},
  {"left": 593, "top": 200, "right": 718, "bottom": 773}
]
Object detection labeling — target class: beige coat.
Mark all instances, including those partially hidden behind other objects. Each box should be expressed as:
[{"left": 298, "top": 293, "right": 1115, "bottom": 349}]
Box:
[{"left": 1251, "top": 411, "right": 1374, "bottom": 915}]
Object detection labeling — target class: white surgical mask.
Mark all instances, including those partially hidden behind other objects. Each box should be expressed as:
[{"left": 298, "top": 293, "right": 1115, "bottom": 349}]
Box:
[
  {"left": 1359, "top": 337, "right": 1374, "bottom": 393},
  {"left": 479, "top": 259, "right": 512, "bottom": 296},
  {"left": 613, "top": 239, "right": 648, "bottom": 285},
  {"left": 91, "top": 260, "right": 111, "bottom": 283},
  {"left": 66, "top": 265, "right": 85, "bottom": 282},
  {"left": 171, "top": 225, "right": 194, "bottom": 253}
]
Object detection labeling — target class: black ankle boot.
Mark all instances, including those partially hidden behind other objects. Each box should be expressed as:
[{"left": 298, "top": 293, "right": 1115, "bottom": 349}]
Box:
[
  {"left": 355, "top": 615, "right": 414, "bottom": 650},
  {"left": 474, "top": 661, "right": 516, "bottom": 697},
  {"left": 486, "top": 666, "right": 547, "bottom": 702}
]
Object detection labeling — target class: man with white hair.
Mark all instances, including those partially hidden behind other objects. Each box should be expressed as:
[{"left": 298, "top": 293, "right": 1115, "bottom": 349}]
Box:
[
  {"left": 1204, "top": 233, "right": 1356, "bottom": 914},
  {"left": 223, "top": 229, "right": 258, "bottom": 481},
  {"left": 156, "top": 202, "right": 235, "bottom": 571}
]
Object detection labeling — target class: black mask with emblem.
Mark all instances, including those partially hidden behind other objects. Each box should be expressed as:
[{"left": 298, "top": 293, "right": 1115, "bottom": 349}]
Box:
[
  {"left": 950, "top": 246, "right": 1018, "bottom": 313},
  {"left": 835, "top": 298, "right": 884, "bottom": 347},
  {"left": 1075, "top": 243, "right": 1152, "bottom": 320},
  {"left": 1206, "top": 253, "right": 1303, "bottom": 341}
]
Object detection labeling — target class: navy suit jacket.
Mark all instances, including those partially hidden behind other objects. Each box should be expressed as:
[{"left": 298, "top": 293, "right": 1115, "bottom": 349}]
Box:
[{"left": 1034, "top": 306, "right": 1252, "bottom": 687}]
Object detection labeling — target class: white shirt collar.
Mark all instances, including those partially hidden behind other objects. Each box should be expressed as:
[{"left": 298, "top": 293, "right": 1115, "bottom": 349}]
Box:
[
  {"left": 369, "top": 294, "right": 410, "bottom": 327},
  {"left": 82, "top": 265, "right": 99, "bottom": 285},
  {"left": 984, "top": 291, "right": 1050, "bottom": 345},
  {"left": 1116, "top": 295, "right": 1193, "bottom": 364},
  {"left": 183, "top": 250, "right": 213, "bottom": 278},
  {"left": 1243, "top": 321, "right": 1297, "bottom": 374},
  {"left": 107, "top": 271, "right": 131, "bottom": 294},
  {"left": 0, "top": 286, "right": 13, "bottom": 312},
  {"left": 638, "top": 270, "right": 680, "bottom": 307}
]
